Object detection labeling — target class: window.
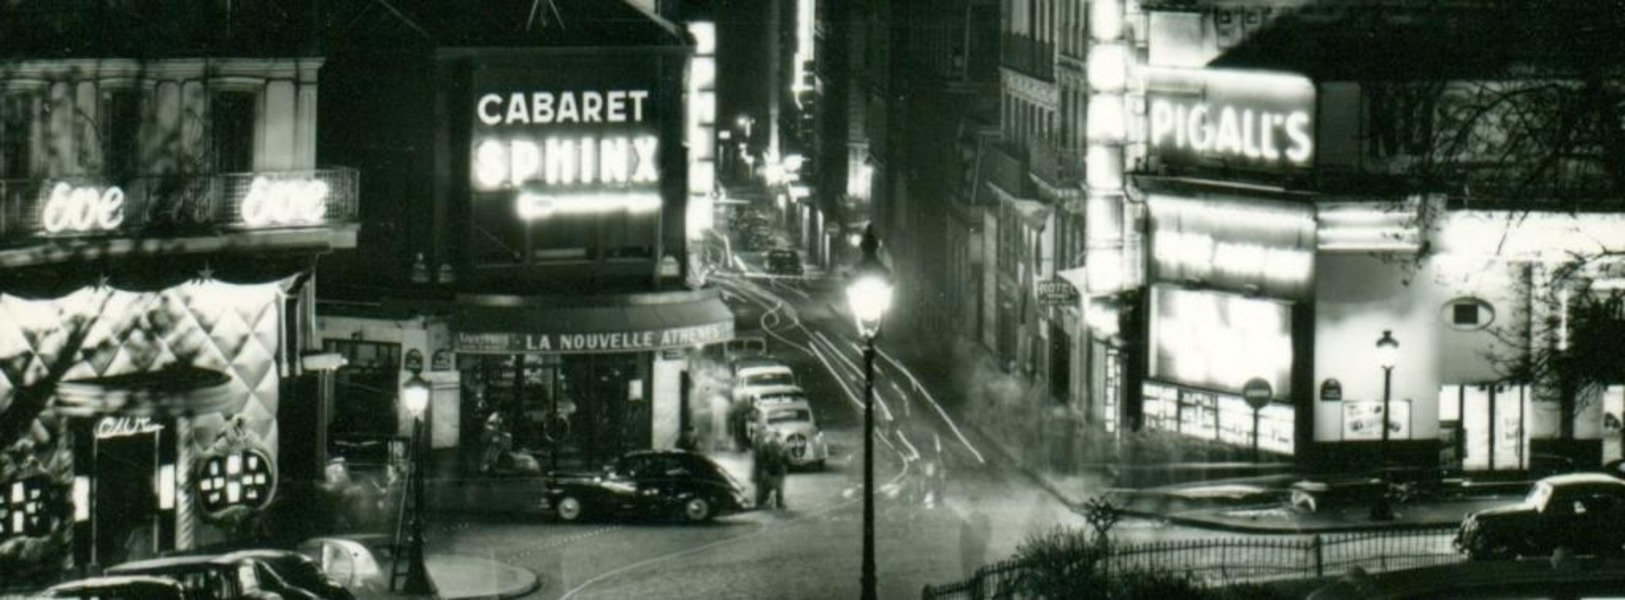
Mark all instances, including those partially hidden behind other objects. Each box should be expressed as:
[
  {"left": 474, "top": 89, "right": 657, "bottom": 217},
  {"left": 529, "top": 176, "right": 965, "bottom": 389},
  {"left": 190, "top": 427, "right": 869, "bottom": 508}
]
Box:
[
  {"left": 0, "top": 476, "right": 51, "bottom": 540},
  {"left": 211, "top": 91, "right": 256, "bottom": 173},
  {"left": 196, "top": 450, "right": 274, "bottom": 513},
  {"left": 1444, "top": 297, "right": 1495, "bottom": 330},
  {"left": 0, "top": 93, "right": 35, "bottom": 179},
  {"left": 102, "top": 89, "right": 143, "bottom": 182},
  {"left": 324, "top": 339, "right": 402, "bottom": 442}
]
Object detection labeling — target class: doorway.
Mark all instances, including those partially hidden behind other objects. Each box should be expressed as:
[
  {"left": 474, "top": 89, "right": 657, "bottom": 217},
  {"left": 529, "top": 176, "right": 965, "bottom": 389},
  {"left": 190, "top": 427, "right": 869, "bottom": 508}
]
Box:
[{"left": 94, "top": 428, "right": 159, "bottom": 567}]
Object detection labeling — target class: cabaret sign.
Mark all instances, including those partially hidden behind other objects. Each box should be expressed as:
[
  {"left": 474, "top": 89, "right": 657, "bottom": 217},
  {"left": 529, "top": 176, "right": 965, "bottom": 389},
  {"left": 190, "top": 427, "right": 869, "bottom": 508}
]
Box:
[
  {"left": 471, "top": 88, "right": 662, "bottom": 197},
  {"left": 456, "top": 322, "right": 733, "bottom": 354},
  {"left": 1147, "top": 69, "right": 1317, "bottom": 170}
]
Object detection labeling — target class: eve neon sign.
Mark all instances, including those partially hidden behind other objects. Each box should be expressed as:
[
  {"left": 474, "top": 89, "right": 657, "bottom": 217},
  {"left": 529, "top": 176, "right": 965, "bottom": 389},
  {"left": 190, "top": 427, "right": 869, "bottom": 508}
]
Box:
[
  {"left": 41, "top": 183, "right": 126, "bottom": 234},
  {"left": 238, "top": 176, "right": 330, "bottom": 227}
]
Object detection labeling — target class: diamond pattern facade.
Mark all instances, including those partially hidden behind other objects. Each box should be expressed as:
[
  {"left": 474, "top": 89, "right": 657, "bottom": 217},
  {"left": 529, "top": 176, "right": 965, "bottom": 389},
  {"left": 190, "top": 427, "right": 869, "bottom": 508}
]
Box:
[{"left": 0, "top": 281, "right": 286, "bottom": 453}]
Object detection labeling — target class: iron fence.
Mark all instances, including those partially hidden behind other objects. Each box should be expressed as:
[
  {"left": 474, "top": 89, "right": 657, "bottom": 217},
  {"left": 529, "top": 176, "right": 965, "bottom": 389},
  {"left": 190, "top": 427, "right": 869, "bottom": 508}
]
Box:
[{"left": 921, "top": 525, "right": 1465, "bottom": 600}]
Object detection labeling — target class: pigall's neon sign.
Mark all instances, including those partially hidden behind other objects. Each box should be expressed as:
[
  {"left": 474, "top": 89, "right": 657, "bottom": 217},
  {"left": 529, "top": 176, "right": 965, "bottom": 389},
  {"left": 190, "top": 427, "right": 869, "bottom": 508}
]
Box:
[
  {"left": 1146, "top": 69, "right": 1317, "bottom": 169},
  {"left": 471, "top": 88, "right": 662, "bottom": 217},
  {"left": 1150, "top": 100, "right": 1313, "bottom": 164}
]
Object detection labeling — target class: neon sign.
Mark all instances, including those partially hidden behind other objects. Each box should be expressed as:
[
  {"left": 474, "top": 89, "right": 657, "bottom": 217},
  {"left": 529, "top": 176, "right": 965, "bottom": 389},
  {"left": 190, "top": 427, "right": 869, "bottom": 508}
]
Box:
[
  {"left": 1150, "top": 100, "right": 1312, "bottom": 164},
  {"left": 477, "top": 90, "right": 650, "bottom": 125},
  {"left": 473, "top": 135, "right": 660, "bottom": 190},
  {"left": 239, "top": 176, "right": 329, "bottom": 227},
  {"left": 41, "top": 183, "right": 126, "bottom": 234},
  {"left": 95, "top": 416, "right": 164, "bottom": 439},
  {"left": 1146, "top": 69, "right": 1317, "bottom": 170}
]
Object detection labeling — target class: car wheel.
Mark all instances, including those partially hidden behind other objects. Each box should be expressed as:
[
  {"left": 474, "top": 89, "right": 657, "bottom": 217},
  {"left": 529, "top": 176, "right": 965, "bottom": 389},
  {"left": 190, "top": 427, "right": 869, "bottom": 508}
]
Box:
[
  {"left": 1468, "top": 535, "right": 1513, "bottom": 561},
  {"left": 682, "top": 496, "right": 714, "bottom": 523},
  {"left": 556, "top": 496, "right": 586, "bottom": 522}
]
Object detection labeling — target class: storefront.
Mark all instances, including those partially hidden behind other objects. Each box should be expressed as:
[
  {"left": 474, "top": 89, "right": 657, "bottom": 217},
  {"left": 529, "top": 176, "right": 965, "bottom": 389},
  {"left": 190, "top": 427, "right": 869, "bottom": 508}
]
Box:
[{"left": 452, "top": 291, "right": 733, "bottom": 468}]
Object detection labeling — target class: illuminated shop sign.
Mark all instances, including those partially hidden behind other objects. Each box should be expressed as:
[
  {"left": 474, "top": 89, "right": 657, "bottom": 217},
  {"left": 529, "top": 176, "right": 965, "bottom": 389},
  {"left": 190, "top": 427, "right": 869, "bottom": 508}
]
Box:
[
  {"left": 1149, "top": 285, "right": 1293, "bottom": 397},
  {"left": 95, "top": 416, "right": 164, "bottom": 439},
  {"left": 471, "top": 81, "right": 663, "bottom": 216},
  {"left": 237, "top": 176, "right": 329, "bottom": 227},
  {"left": 15, "top": 171, "right": 354, "bottom": 240},
  {"left": 456, "top": 321, "right": 732, "bottom": 354},
  {"left": 1148, "top": 194, "right": 1315, "bottom": 299},
  {"left": 41, "top": 183, "right": 127, "bottom": 234},
  {"left": 1146, "top": 68, "right": 1317, "bottom": 170}
]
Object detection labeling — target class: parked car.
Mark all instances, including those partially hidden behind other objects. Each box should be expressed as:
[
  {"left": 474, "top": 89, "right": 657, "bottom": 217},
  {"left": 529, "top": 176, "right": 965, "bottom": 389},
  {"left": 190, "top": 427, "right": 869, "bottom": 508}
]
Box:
[
  {"left": 765, "top": 249, "right": 803, "bottom": 276},
  {"left": 296, "top": 537, "right": 387, "bottom": 597},
  {"left": 723, "top": 332, "right": 770, "bottom": 362},
  {"left": 1454, "top": 473, "right": 1625, "bottom": 560},
  {"left": 106, "top": 553, "right": 316, "bottom": 600},
  {"left": 38, "top": 575, "right": 188, "bottom": 600},
  {"left": 220, "top": 549, "right": 355, "bottom": 600},
  {"left": 742, "top": 388, "right": 828, "bottom": 470},
  {"left": 543, "top": 450, "right": 751, "bottom": 523},
  {"left": 730, "top": 357, "right": 796, "bottom": 405}
]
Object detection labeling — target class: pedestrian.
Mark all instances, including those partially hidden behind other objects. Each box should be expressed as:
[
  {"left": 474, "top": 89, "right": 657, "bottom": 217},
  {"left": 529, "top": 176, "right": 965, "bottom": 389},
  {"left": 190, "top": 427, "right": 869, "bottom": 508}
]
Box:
[
  {"left": 751, "top": 436, "right": 772, "bottom": 508},
  {"left": 765, "top": 431, "right": 790, "bottom": 509}
]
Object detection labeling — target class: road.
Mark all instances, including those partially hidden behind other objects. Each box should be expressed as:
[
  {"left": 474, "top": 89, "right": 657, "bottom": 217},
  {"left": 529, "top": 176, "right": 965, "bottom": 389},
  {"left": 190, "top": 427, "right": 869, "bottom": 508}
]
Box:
[{"left": 421, "top": 236, "right": 1236, "bottom": 599}]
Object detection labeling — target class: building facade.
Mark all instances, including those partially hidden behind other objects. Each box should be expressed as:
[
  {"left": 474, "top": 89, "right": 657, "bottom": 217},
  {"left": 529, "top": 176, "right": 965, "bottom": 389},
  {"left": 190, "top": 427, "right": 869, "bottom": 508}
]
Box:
[{"left": 0, "top": 7, "right": 354, "bottom": 582}]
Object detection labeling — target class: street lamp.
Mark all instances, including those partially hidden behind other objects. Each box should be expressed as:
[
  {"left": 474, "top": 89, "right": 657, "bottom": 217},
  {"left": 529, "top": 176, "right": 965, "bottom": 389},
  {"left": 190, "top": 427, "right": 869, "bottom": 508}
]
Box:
[
  {"left": 1376, "top": 330, "right": 1399, "bottom": 465},
  {"left": 399, "top": 373, "right": 436, "bottom": 597},
  {"left": 845, "top": 225, "right": 891, "bottom": 600}
]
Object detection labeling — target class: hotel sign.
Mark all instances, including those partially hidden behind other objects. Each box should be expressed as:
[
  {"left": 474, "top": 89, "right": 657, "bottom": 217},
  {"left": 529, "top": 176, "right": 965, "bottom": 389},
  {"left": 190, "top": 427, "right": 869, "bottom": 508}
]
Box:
[
  {"left": 1147, "top": 68, "right": 1317, "bottom": 172},
  {"left": 456, "top": 321, "right": 733, "bottom": 354}
]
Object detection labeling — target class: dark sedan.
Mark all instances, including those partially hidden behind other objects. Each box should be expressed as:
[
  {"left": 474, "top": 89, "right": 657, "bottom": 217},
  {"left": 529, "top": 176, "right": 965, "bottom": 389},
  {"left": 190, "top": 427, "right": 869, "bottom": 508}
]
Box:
[
  {"left": 220, "top": 549, "right": 355, "bottom": 600},
  {"left": 544, "top": 450, "right": 751, "bottom": 523},
  {"left": 1454, "top": 473, "right": 1625, "bottom": 560},
  {"left": 39, "top": 575, "right": 188, "bottom": 600}
]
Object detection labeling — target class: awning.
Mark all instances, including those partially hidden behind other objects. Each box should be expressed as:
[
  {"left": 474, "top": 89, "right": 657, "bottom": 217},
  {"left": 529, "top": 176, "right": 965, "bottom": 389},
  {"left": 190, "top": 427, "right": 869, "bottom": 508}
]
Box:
[
  {"left": 54, "top": 365, "right": 237, "bottom": 418},
  {"left": 453, "top": 292, "right": 735, "bottom": 354}
]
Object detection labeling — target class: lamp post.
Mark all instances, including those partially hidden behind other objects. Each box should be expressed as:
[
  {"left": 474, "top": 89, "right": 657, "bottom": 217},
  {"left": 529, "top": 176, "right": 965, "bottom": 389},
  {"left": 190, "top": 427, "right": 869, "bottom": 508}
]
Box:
[
  {"left": 400, "top": 373, "right": 436, "bottom": 597},
  {"left": 1376, "top": 331, "right": 1399, "bottom": 467},
  {"left": 845, "top": 226, "right": 892, "bottom": 600}
]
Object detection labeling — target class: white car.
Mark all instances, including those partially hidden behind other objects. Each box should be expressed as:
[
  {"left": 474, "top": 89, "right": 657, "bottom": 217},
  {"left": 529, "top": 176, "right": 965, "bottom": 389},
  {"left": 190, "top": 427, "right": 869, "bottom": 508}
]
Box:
[
  {"left": 744, "top": 387, "right": 828, "bottom": 469},
  {"left": 730, "top": 358, "right": 796, "bottom": 403}
]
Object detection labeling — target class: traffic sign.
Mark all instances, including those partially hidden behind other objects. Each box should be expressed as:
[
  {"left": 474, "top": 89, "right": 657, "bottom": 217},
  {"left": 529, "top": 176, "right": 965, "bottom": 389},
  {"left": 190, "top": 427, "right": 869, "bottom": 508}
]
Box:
[{"left": 1242, "top": 377, "right": 1273, "bottom": 410}]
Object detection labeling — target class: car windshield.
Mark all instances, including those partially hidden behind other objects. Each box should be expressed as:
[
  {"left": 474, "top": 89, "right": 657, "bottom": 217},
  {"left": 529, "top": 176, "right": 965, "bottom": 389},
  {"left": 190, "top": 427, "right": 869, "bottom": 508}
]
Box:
[
  {"left": 746, "top": 373, "right": 794, "bottom": 387},
  {"left": 766, "top": 408, "right": 811, "bottom": 424},
  {"left": 1525, "top": 482, "right": 1553, "bottom": 509}
]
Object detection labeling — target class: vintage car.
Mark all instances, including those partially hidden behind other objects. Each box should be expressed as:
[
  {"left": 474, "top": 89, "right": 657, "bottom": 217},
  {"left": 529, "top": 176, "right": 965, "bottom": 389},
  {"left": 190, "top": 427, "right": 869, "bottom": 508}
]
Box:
[
  {"left": 1454, "top": 473, "right": 1625, "bottom": 560},
  {"left": 106, "top": 552, "right": 323, "bottom": 600},
  {"left": 220, "top": 549, "right": 355, "bottom": 600},
  {"left": 730, "top": 357, "right": 796, "bottom": 401},
  {"left": 743, "top": 389, "right": 828, "bottom": 470},
  {"left": 543, "top": 450, "right": 751, "bottom": 523},
  {"left": 38, "top": 575, "right": 189, "bottom": 600}
]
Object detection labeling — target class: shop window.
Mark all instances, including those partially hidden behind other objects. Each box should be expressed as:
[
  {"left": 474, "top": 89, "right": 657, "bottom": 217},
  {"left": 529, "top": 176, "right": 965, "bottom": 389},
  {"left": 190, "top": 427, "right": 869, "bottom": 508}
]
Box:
[
  {"left": 211, "top": 91, "right": 256, "bottom": 173},
  {"left": 102, "top": 89, "right": 143, "bottom": 183},
  {"left": 0, "top": 93, "right": 35, "bottom": 179},
  {"left": 196, "top": 449, "right": 274, "bottom": 513},
  {"left": 0, "top": 476, "right": 51, "bottom": 540}
]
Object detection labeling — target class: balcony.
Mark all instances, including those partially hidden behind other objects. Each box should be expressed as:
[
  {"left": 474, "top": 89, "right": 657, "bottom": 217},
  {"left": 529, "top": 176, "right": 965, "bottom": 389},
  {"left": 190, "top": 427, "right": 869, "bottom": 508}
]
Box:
[
  {"left": 1029, "top": 143, "right": 1085, "bottom": 190},
  {"left": 1000, "top": 34, "right": 1054, "bottom": 81},
  {"left": 0, "top": 168, "right": 359, "bottom": 266}
]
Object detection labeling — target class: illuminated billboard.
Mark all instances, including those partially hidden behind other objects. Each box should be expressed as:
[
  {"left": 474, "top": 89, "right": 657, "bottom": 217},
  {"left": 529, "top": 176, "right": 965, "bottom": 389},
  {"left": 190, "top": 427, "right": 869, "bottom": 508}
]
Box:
[
  {"left": 466, "top": 51, "right": 679, "bottom": 267},
  {"left": 1146, "top": 68, "right": 1317, "bottom": 172},
  {"left": 1150, "top": 284, "right": 1294, "bottom": 397}
]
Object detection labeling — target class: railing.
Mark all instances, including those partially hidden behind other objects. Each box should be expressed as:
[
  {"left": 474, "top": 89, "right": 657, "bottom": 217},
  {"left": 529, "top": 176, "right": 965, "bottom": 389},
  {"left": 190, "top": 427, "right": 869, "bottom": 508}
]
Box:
[
  {"left": 921, "top": 526, "right": 1464, "bottom": 600},
  {"left": 0, "top": 168, "right": 359, "bottom": 245}
]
